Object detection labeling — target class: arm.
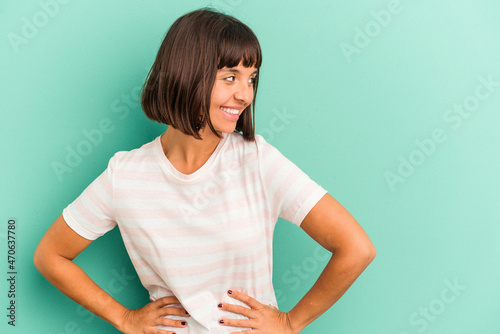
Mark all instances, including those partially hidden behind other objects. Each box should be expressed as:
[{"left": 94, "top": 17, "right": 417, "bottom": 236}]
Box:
[
  {"left": 218, "top": 193, "right": 376, "bottom": 333},
  {"left": 34, "top": 214, "right": 189, "bottom": 334},
  {"left": 287, "top": 192, "right": 376, "bottom": 331}
]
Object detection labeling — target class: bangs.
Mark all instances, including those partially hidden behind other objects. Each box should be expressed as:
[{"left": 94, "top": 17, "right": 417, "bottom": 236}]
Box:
[{"left": 217, "top": 22, "right": 262, "bottom": 70}]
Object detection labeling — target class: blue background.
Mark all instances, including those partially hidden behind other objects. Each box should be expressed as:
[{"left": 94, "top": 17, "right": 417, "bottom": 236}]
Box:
[{"left": 1, "top": 0, "right": 500, "bottom": 333}]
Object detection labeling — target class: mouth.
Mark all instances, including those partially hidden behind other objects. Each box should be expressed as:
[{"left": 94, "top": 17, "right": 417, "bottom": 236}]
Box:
[
  {"left": 219, "top": 106, "right": 241, "bottom": 115},
  {"left": 219, "top": 106, "right": 243, "bottom": 121}
]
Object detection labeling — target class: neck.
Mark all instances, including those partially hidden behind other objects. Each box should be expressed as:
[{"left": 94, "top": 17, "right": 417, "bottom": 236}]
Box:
[{"left": 161, "top": 126, "right": 222, "bottom": 173}]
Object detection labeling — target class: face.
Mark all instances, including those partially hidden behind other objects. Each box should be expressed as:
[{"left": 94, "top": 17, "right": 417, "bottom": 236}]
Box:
[{"left": 206, "top": 61, "right": 258, "bottom": 136}]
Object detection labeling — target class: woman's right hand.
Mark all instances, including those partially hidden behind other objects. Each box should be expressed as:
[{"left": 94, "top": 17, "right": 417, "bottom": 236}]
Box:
[{"left": 118, "top": 296, "right": 190, "bottom": 334}]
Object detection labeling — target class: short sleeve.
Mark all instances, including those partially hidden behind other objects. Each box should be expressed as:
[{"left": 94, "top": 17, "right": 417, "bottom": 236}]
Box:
[
  {"left": 62, "top": 155, "right": 118, "bottom": 240},
  {"left": 256, "top": 135, "right": 328, "bottom": 226}
]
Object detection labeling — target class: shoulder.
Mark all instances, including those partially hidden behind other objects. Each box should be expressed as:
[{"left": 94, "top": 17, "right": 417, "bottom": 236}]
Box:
[
  {"left": 222, "top": 132, "right": 276, "bottom": 162},
  {"left": 223, "top": 132, "right": 286, "bottom": 170},
  {"left": 225, "top": 131, "right": 274, "bottom": 152},
  {"left": 108, "top": 136, "right": 159, "bottom": 170}
]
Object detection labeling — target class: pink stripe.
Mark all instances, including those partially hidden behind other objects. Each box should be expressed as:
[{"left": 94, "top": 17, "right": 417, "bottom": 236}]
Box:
[
  {"left": 151, "top": 280, "right": 274, "bottom": 305},
  {"left": 114, "top": 185, "right": 268, "bottom": 220},
  {"left": 272, "top": 165, "right": 302, "bottom": 210},
  {"left": 157, "top": 246, "right": 270, "bottom": 278},
  {"left": 74, "top": 186, "right": 113, "bottom": 229},
  {"left": 119, "top": 152, "right": 157, "bottom": 162},
  {"left": 86, "top": 181, "right": 114, "bottom": 220},
  {"left": 123, "top": 230, "right": 266, "bottom": 258},
  {"left": 173, "top": 262, "right": 270, "bottom": 296},
  {"left": 282, "top": 180, "right": 315, "bottom": 218},
  {"left": 114, "top": 187, "right": 191, "bottom": 201},
  {"left": 116, "top": 170, "right": 168, "bottom": 182},
  {"left": 120, "top": 210, "right": 268, "bottom": 239}
]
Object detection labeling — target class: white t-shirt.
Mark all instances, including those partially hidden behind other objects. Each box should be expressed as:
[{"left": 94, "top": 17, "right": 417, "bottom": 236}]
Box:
[{"left": 63, "top": 131, "right": 327, "bottom": 333}]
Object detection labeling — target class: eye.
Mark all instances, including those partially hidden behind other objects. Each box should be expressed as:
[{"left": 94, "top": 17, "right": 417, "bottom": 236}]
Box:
[
  {"left": 249, "top": 77, "right": 257, "bottom": 85},
  {"left": 224, "top": 76, "right": 236, "bottom": 82}
]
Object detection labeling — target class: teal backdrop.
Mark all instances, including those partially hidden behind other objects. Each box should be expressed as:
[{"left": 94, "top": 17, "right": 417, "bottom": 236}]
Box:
[{"left": 1, "top": 0, "right": 500, "bottom": 333}]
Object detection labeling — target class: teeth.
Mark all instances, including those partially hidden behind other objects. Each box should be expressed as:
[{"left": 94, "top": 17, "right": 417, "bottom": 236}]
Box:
[{"left": 220, "top": 107, "right": 239, "bottom": 115}]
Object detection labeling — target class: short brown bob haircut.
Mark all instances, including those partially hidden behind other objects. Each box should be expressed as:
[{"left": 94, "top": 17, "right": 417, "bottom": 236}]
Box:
[{"left": 141, "top": 8, "right": 262, "bottom": 141}]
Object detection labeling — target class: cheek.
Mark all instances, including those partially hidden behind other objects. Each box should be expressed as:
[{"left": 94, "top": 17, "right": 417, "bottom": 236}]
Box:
[
  {"left": 211, "top": 82, "right": 232, "bottom": 104},
  {"left": 209, "top": 89, "right": 225, "bottom": 117}
]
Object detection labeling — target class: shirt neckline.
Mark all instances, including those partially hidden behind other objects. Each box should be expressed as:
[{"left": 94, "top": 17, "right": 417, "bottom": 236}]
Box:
[{"left": 155, "top": 132, "right": 229, "bottom": 182}]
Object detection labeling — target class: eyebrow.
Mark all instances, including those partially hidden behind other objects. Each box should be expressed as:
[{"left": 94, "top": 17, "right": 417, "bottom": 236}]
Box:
[{"left": 220, "top": 68, "right": 258, "bottom": 75}]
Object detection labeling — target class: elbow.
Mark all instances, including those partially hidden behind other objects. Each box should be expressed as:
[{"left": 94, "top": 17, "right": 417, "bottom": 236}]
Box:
[
  {"left": 362, "top": 234, "right": 376, "bottom": 258},
  {"left": 359, "top": 239, "right": 376, "bottom": 268},
  {"left": 33, "top": 244, "right": 44, "bottom": 273},
  {"left": 350, "top": 239, "right": 376, "bottom": 269},
  {"left": 33, "top": 242, "right": 53, "bottom": 276},
  {"left": 364, "top": 242, "right": 377, "bottom": 265},
  {"left": 332, "top": 239, "right": 376, "bottom": 271}
]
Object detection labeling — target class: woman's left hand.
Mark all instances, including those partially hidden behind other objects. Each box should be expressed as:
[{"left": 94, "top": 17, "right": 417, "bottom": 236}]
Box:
[{"left": 217, "top": 289, "right": 298, "bottom": 334}]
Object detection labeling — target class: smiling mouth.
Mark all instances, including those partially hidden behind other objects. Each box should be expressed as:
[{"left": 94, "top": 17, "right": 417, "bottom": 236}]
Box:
[{"left": 219, "top": 106, "right": 241, "bottom": 115}]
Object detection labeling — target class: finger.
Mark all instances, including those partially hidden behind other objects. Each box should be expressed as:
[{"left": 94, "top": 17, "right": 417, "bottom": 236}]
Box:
[
  {"left": 227, "top": 289, "right": 262, "bottom": 309},
  {"left": 158, "top": 306, "right": 190, "bottom": 318},
  {"left": 154, "top": 330, "right": 180, "bottom": 334},
  {"left": 217, "top": 302, "right": 253, "bottom": 318},
  {"left": 153, "top": 295, "right": 181, "bottom": 307},
  {"left": 157, "top": 317, "right": 189, "bottom": 329},
  {"left": 219, "top": 317, "right": 254, "bottom": 329}
]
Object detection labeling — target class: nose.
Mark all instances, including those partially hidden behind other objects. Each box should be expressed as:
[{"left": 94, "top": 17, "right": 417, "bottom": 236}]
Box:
[{"left": 234, "top": 82, "right": 254, "bottom": 105}]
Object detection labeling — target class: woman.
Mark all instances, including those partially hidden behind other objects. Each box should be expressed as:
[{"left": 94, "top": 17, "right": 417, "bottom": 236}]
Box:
[{"left": 34, "top": 8, "right": 376, "bottom": 334}]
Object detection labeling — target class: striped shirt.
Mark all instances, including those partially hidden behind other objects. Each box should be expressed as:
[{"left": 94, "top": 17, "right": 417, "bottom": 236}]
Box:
[{"left": 63, "top": 131, "right": 327, "bottom": 333}]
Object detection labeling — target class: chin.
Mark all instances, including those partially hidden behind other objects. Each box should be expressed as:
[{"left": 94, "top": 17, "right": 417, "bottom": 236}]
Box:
[{"left": 214, "top": 125, "right": 237, "bottom": 134}]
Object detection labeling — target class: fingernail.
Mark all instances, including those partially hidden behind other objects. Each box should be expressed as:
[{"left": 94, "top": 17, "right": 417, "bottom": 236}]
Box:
[
  {"left": 219, "top": 319, "right": 225, "bottom": 324},
  {"left": 218, "top": 303, "right": 223, "bottom": 308},
  {"left": 227, "top": 290, "right": 233, "bottom": 295},
  {"left": 185, "top": 310, "right": 189, "bottom": 315},
  {"left": 181, "top": 321, "right": 186, "bottom": 326}
]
